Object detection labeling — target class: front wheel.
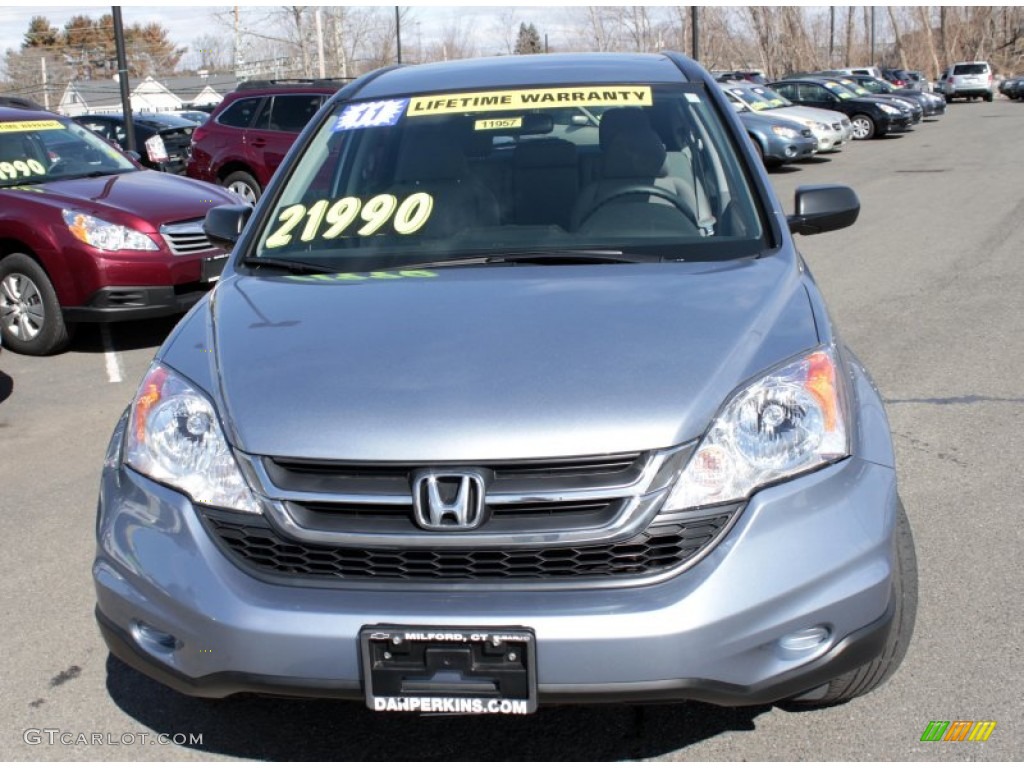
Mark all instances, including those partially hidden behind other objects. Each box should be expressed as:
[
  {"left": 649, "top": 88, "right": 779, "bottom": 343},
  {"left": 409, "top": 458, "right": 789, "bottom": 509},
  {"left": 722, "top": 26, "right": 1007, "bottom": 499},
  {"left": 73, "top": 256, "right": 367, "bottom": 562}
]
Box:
[
  {"left": 0, "top": 253, "right": 71, "bottom": 355},
  {"left": 984, "top": 92, "right": 994, "bottom": 102},
  {"left": 222, "top": 170, "right": 261, "bottom": 205},
  {"left": 850, "top": 114, "right": 876, "bottom": 140},
  {"left": 791, "top": 500, "right": 918, "bottom": 707}
]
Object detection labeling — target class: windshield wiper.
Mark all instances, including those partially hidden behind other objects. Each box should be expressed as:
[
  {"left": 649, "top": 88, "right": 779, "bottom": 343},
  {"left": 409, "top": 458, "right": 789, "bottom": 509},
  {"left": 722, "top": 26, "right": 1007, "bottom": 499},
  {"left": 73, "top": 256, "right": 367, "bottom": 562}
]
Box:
[
  {"left": 241, "top": 256, "right": 336, "bottom": 274},
  {"left": 393, "top": 250, "right": 664, "bottom": 270}
]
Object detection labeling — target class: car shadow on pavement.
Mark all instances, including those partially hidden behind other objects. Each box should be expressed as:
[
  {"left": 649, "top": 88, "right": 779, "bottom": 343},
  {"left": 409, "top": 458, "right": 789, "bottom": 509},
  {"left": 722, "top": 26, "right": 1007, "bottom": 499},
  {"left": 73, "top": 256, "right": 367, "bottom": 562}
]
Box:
[
  {"left": 106, "top": 655, "right": 770, "bottom": 760},
  {"left": 70, "top": 318, "right": 181, "bottom": 355}
]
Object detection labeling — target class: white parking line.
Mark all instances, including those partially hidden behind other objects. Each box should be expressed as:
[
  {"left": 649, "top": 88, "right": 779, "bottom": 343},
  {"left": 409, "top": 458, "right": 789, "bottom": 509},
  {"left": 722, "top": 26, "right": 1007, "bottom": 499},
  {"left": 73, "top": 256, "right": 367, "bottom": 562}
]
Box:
[{"left": 100, "top": 324, "right": 123, "bottom": 384}]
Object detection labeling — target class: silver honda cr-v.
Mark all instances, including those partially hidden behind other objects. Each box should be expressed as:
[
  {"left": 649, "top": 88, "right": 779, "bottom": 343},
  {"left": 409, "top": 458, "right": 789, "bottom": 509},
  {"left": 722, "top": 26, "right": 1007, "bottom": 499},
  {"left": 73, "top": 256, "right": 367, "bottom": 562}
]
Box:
[{"left": 94, "top": 52, "right": 916, "bottom": 716}]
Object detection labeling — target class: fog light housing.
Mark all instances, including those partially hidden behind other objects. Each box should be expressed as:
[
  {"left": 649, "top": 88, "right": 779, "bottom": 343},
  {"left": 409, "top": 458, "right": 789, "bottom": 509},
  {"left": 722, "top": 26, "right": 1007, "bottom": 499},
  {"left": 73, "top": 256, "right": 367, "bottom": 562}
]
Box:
[
  {"left": 132, "top": 620, "right": 179, "bottom": 652},
  {"left": 779, "top": 625, "right": 830, "bottom": 653}
]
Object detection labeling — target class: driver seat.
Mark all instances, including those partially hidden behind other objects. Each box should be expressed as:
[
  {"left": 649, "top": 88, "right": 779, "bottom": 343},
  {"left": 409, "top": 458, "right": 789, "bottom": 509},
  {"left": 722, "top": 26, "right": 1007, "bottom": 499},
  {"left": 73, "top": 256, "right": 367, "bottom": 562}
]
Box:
[{"left": 570, "top": 126, "right": 701, "bottom": 232}]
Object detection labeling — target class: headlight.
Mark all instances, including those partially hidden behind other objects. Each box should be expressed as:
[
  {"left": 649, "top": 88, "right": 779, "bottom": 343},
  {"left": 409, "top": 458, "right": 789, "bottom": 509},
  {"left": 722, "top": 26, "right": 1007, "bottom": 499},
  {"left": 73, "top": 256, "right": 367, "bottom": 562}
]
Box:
[
  {"left": 125, "top": 363, "right": 261, "bottom": 513},
  {"left": 770, "top": 125, "right": 799, "bottom": 139},
  {"left": 62, "top": 210, "right": 158, "bottom": 252},
  {"left": 879, "top": 104, "right": 902, "bottom": 115},
  {"left": 814, "top": 122, "right": 830, "bottom": 132},
  {"left": 662, "top": 348, "right": 849, "bottom": 511}
]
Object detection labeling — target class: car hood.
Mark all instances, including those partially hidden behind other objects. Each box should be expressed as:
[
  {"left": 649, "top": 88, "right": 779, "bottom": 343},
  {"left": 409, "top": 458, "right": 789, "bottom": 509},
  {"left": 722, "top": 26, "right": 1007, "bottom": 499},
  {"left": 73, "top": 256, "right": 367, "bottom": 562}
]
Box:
[
  {"left": 178, "top": 257, "right": 820, "bottom": 462},
  {"left": 767, "top": 105, "right": 846, "bottom": 128},
  {"left": 737, "top": 111, "right": 809, "bottom": 132},
  {"left": 24, "top": 170, "right": 238, "bottom": 226}
]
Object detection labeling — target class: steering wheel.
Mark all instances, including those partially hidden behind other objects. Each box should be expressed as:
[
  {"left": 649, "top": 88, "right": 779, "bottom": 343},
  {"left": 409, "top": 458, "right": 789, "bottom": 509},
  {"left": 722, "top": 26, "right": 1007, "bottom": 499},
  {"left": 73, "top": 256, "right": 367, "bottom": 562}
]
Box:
[{"left": 576, "top": 184, "right": 700, "bottom": 231}]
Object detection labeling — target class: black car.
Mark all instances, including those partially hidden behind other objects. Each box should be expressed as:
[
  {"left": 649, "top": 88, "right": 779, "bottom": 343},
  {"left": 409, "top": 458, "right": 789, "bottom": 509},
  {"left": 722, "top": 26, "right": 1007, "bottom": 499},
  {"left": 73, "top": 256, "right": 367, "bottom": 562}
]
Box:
[
  {"left": 1000, "top": 76, "right": 1024, "bottom": 100},
  {"left": 769, "top": 78, "right": 912, "bottom": 140},
  {"left": 73, "top": 113, "right": 197, "bottom": 174},
  {"left": 838, "top": 73, "right": 946, "bottom": 117},
  {"left": 820, "top": 75, "right": 925, "bottom": 123}
]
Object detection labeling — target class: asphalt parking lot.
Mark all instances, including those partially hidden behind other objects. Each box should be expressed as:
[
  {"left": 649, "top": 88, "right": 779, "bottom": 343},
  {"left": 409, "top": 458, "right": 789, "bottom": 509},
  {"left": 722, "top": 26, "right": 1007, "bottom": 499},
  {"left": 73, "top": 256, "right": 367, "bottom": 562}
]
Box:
[{"left": 2, "top": 98, "right": 1022, "bottom": 761}]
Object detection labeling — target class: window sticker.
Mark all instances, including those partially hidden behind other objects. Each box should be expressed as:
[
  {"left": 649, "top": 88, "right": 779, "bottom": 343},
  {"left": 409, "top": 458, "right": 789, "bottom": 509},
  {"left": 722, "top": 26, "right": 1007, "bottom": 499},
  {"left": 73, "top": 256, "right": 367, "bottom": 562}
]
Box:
[
  {"left": 264, "top": 192, "right": 434, "bottom": 249},
  {"left": 0, "top": 119, "right": 63, "bottom": 133},
  {"left": 474, "top": 117, "right": 523, "bottom": 131},
  {"left": 409, "top": 86, "right": 653, "bottom": 117},
  {"left": 684, "top": 93, "right": 701, "bottom": 103},
  {"left": 0, "top": 159, "right": 47, "bottom": 180},
  {"left": 333, "top": 99, "right": 409, "bottom": 131}
]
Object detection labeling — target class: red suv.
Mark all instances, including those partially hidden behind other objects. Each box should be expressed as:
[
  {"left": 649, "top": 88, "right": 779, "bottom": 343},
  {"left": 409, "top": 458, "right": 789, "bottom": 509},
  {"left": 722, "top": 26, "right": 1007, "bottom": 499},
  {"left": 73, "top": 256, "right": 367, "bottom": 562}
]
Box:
[
  {"left": 0, "top": 107, "right": 239, "bottom": 355},
  {"left": 185, "top": 79, "right": 346, "bottom": 203}
]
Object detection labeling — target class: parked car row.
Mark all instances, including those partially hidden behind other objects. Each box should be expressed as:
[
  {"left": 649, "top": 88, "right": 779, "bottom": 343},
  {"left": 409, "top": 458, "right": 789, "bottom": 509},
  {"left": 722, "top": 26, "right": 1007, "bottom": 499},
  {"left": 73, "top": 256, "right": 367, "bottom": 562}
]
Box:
[{"left": 715, "top": 68, "right": 943, "bottom": 172}]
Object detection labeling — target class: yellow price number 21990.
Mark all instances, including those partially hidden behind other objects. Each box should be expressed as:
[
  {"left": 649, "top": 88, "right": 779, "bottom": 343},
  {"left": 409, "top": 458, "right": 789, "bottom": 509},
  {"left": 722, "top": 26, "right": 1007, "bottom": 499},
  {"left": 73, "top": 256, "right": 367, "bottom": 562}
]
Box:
[{"left": 265, "top": 192, "right": 434, "bottom": 249}]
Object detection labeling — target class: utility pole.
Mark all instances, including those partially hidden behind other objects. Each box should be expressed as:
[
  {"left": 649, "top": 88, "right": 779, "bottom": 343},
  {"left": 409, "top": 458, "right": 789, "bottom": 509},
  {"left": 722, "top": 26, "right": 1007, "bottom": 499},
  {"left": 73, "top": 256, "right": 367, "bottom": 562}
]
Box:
[
  {"left": 829, "top": 7, "right": 835, "bottom": 66},
  {"left": 690, "top": 6, "right": 699, "bottom": 61},
  {"left": 395, "top": 6, "right": 402, "bottom": 64},
  {"left": 315, "top": 9, "right": 326, "bottom": 78},
  {"left": 112, "top": 6, "right": 135, "bottom": 151},
  {"left": 234, "top": 6, "right": 244, "bottom": 78},
  {"left": 870, "top": 6, "right": 876, "bottom": 64},
  {"left": 41, "top": 57, "right": 49, "bottom": 111}
]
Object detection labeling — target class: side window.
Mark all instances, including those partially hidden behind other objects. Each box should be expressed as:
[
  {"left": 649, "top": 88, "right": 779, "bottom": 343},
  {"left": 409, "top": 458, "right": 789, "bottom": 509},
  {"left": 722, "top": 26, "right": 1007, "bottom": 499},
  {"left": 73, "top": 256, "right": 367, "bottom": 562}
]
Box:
[
  {"left": 773, "top": 83, "right": 796, "bottom": 100},
  {"left": 269, "top": 95, "right": 324, "bottom": 133},
  {"left": 801, "top": 84, "right": 826, "bottom": 101},
  {"left": 217, "top": 97, "right": 261, "bottom": 128},
  {"left": 80, "top": 120, "right": 111, "bottom": 141}
]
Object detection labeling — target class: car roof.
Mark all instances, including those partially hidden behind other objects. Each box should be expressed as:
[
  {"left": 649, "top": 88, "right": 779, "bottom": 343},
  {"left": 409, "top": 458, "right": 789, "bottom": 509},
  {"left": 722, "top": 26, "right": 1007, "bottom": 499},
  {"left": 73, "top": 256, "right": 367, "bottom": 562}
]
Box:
[
  {"left": 0, "top": 106, "right": 66, "bottom": 122},
  {"left": 353, "top": 52, "right": 690, "bottom": 100}
]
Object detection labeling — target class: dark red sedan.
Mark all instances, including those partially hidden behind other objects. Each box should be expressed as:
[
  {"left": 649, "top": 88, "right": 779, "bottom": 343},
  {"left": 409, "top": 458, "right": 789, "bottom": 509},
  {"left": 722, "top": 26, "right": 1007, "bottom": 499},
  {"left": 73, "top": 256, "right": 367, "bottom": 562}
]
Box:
[{"left": 0, "top": 107, "right": 242, "bottom": 355}]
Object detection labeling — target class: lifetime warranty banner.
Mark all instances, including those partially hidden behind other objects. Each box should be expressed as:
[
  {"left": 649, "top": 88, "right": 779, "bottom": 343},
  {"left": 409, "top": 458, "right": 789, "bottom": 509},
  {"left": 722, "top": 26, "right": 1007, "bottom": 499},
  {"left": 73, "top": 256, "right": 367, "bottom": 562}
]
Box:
[{"left": 408, "top": 86, "right": 653, "bottom": 116}]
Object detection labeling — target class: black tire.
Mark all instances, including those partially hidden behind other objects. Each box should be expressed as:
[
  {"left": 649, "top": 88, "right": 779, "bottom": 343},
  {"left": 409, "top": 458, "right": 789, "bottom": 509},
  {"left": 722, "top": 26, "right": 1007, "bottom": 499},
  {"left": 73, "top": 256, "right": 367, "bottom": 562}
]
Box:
[
  {"left": 792, "top": 500, "right": 918, "bottom": 707},
  {"left": 0, "top": 252, "right": 71, "bottom": 355},
  {"left": 222, "top": 170, "right": 261, "bottom": 205},
  {"left": 984, "top": 92, "right": 993, "bottom": 103},
  {"left": 944, "top": 94, "right": 952, "bottom": 103},
  {"left": 850, "top": 114, "right": 876, "bottom": 140}
]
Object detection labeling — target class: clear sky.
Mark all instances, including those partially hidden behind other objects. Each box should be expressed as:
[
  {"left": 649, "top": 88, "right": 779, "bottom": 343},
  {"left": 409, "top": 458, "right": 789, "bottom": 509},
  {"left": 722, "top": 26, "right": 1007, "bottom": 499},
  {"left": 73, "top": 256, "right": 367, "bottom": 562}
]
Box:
[{"left": 0, "top": 3, "right": 579, "bottom": 66}]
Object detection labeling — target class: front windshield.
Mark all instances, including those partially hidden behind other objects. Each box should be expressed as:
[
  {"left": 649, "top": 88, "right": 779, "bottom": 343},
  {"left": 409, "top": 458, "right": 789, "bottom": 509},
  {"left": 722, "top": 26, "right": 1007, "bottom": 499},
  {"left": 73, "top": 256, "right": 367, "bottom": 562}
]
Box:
[
  {"left": 838, "top": 79, "right": 871, "bottom": 97},
  {"left": 251, "top": 82, "right": 767, "bottom": 269},
  {"left": 733, "top": 86, "right": 791, "bottom": 111},
  {"left": 0, "top": 118, "right": 136, "bottom": 188},
  {"left": 821, "top": 81, "right": 855, "bottom": 100}
]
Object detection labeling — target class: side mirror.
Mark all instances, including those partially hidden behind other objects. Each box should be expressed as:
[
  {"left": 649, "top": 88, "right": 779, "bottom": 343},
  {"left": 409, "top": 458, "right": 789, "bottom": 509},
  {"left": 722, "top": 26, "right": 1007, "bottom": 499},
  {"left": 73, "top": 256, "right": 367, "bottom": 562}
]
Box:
[
  {"left": 787, "top": 185, "right": 860, "bottom": 236},
  {"left": 203, "top": 204, "right": 253, "bottom": 249}
]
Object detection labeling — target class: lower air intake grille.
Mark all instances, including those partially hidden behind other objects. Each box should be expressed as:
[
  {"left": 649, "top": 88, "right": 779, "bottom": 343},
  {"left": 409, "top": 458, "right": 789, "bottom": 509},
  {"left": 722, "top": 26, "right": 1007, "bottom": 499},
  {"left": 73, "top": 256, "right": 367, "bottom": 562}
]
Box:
[{"left": 202, "top": 508, "right": 736, "bottom": 583}]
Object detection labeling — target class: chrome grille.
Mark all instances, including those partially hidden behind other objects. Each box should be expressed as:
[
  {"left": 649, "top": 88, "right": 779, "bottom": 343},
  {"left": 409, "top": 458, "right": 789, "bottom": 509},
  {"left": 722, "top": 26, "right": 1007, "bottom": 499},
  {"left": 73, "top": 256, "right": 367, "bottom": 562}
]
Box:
[
  {"left": 160, "top": 219, "right": 218, "bottom": 256},
  {"left": 219, "top": 445, "right": 733, "bottom": 586}
]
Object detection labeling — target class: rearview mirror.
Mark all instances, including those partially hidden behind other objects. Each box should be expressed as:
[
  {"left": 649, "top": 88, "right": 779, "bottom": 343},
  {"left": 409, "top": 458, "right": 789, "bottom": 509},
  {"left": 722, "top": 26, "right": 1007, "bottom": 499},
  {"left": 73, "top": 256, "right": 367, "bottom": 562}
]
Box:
[
  {"left": 787, "top": 185, "right": 860, "bottom": 236},
  {"left": 204, "top": 204, "right": 253, "bottom": 249}
]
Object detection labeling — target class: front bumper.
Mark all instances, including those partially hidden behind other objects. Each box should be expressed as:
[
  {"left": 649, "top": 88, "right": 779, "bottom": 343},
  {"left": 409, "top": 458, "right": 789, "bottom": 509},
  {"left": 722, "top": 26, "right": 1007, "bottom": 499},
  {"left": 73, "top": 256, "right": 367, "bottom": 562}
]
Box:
[
  {"left": 763, "top": 134, "right": 818, "bottom": 164},
  {"left": 63, "top": 283, "right": 212, "bottom": 322},
  {"left": 94, "top": 422, "right": 900, "bottom": 706}
]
